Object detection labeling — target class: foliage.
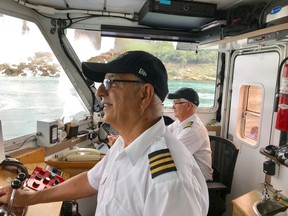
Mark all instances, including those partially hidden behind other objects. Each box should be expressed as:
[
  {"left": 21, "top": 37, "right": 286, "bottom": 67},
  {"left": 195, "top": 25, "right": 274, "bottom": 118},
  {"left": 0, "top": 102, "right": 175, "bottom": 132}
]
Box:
[
  {"left": 87, "top": 39, "right": 218, "bottom": 81},
  {"left": 88, "top": 51, "right": 122, "bottom": 63},
  {"left": 0, "top": 38, "right": 217, "bottom": 81}
]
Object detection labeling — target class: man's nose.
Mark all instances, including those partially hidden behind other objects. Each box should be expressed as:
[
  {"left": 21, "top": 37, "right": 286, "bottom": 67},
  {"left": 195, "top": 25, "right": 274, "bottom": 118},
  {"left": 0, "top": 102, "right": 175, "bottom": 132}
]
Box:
[{"left": 96, "top": 83, "right": 107, "bottom": 98}]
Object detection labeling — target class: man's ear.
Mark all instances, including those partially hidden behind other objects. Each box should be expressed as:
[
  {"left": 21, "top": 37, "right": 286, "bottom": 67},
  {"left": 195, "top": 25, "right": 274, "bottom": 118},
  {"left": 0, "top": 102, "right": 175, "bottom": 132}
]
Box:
[
  {"left": 140, "top": 83, "right": 154, "bottom": 109},
  {"left": 187, "top": 102, "right": 193, "bottom": 111}
]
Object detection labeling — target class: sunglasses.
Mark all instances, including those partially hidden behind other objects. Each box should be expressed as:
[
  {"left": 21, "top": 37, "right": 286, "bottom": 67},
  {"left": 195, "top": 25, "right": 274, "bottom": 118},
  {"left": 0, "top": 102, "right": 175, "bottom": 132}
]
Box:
[{"left": 103, "top": 78, "right": 144, "bottom": 91}]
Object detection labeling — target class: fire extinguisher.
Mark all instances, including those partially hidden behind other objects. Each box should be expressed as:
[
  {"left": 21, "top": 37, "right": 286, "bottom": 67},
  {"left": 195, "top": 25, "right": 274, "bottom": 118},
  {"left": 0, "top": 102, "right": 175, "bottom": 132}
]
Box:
[{"left": 275, "top": 63, "right": 288, "bottom": 131}]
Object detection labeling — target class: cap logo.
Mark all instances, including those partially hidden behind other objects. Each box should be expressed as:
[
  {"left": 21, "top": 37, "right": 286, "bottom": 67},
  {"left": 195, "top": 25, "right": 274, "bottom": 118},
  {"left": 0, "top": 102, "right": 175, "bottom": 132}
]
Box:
[{"left": 138, "top": 68, "right": 147, "bottom": 77}]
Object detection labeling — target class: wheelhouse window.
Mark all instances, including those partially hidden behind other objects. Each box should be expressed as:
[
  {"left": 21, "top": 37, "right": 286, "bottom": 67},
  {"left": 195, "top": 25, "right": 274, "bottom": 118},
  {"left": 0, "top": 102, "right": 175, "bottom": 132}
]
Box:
[
  {"left": 0, "top": 14, "right": 89, "bottom": 140},
  {"left": 238, "top": 85, "right": 263, "bottom": 145},
  {"left": 66, "top": 29, "right": 218, "bottom": 109}
]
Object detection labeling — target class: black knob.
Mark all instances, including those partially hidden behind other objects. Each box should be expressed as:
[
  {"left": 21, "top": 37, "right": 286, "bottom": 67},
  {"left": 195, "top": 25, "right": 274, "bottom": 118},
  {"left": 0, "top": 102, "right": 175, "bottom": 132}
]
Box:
[
  {"left": 11, "top": 179, "right": 22, "bottom": 190},
  {"left": 17, "top": 172, "right": 26, "bottom": 182}
]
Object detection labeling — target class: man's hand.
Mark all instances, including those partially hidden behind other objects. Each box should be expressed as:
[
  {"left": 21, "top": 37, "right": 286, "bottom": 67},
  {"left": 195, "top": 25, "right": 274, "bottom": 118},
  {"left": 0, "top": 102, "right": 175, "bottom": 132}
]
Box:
[
  {"left": 0, "top": 185, "right": 32, "bottom": 207},
  {"left": 0, "top": 185, "right": 12, "bottom": 204}
]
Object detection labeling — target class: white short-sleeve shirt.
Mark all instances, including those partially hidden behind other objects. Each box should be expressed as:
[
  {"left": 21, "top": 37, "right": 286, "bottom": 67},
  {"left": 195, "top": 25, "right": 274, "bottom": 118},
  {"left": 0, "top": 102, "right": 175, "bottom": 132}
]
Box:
[
  {"left": 88, "top": 118, "right": 209, "bottom": 216},
  {"left": 168, "top": 114, "right": 213, "bottom": 181}
]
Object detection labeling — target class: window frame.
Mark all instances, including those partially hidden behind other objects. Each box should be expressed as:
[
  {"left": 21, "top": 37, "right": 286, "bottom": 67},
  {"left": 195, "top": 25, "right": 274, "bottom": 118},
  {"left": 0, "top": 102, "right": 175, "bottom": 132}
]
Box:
[{"left": 237, "top": 84, "right": 264, "bottom": 147}]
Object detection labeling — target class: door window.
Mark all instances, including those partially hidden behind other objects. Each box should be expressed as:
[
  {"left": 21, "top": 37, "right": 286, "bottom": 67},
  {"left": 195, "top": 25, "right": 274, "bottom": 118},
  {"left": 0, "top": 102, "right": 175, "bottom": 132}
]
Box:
[{"left": 239, "top": 85, "right": 263, "bottom": 145}]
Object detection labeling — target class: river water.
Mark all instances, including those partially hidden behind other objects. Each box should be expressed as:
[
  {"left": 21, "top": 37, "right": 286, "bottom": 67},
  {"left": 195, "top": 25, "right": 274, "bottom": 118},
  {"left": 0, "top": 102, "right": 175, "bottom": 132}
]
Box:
[
  {"left": 0, "top": 76, "right": 88, "bottom": 140},
  {"left": 0, "top": 76, "right": 215, "bottom": 140},
  {"left": 166, "top": 80, "right": 215, "bottom": 107}
]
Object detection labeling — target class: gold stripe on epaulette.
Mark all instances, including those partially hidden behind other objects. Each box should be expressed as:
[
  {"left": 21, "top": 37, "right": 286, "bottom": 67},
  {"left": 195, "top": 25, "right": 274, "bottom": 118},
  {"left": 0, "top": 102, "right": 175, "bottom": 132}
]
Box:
[
  {"left": 149, "top": 152, "right": 170, "bottom": 162},
  {"left": 148, "top": 148, "right": 177, "bottom": 179},
  {"left": 183, "top": 121, "right": 193, "bottom": 129}
]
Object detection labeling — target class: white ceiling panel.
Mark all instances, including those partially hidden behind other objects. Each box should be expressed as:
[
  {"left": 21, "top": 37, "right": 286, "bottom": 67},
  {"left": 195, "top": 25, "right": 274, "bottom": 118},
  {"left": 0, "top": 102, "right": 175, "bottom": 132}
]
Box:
[
  {"left": 106, "top": 0, "right": 146, "bottom": 14},
  {"left": 26, "top": 0, "right": 271, "bottom": 13},
  {"left": 28, "top": 0, "right": 68, "bottom": 9},
  {"left": 65, "top": 0, "right": 106, "bottom": 11}
]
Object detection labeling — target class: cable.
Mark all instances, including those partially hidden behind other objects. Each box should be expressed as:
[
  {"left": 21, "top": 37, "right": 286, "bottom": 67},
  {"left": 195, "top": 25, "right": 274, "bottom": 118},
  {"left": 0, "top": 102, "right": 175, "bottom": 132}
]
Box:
[
  {"left": 22, "top": 1, "right": 136, "bottom": 116},
  {"left": 258, "top": 0, "right": 275, "bottom": 27},
  {"left": 56, "top": 19, "right": 95, "bottom": 99},
  {"left": 17, "top": 0, "right": 135, "bottom": 117},
  {"left": 14, "top": 0, "right": 134, "bottom": 18},
  {"left": 5, "top": 134, "right": 37, "bottom": 152},
  {"left": 15, "top": 0, "right": 135, "bottom": 23}
]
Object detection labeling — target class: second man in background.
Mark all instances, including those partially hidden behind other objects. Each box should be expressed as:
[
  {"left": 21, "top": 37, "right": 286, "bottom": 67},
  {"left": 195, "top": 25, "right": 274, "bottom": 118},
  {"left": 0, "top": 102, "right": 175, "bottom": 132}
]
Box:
[{"left": 167, "top": 87, "right": 213, "bottom": 181}]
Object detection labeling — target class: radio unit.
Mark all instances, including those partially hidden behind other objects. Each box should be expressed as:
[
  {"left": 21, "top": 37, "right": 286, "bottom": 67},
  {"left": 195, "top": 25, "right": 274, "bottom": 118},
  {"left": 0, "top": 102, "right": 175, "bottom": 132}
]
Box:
[{"left": 139, "top": 0, "right": 217, "bottom": 30}]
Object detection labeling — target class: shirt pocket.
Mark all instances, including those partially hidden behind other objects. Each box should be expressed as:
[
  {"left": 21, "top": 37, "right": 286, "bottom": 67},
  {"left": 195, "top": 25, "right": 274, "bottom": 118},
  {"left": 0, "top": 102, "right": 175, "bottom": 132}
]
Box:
[{"left": 105, "top": 196, "right": 132, "bottom": 216}]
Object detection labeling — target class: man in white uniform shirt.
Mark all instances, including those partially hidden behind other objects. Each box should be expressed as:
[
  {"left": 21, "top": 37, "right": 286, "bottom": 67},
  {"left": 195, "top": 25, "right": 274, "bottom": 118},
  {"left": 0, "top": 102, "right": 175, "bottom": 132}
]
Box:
[
  {"left": 0, "top": 51, "right": 209, "bottom": 216},
  {"left": 167, "top": 87, "right": 213, "bottom": 181}
]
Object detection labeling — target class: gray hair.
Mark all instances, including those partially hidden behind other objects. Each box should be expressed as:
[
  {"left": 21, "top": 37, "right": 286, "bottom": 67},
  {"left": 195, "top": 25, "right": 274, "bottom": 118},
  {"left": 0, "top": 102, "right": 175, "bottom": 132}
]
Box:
[{"left": 152, "top": 94, "right": 163, "bottom": 116}]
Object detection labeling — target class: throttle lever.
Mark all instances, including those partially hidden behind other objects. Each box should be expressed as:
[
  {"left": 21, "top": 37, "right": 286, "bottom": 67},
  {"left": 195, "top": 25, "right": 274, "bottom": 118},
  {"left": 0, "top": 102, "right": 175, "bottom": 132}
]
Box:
[{"left": 6, "top": 179, "right": 21, "bottom": 216}]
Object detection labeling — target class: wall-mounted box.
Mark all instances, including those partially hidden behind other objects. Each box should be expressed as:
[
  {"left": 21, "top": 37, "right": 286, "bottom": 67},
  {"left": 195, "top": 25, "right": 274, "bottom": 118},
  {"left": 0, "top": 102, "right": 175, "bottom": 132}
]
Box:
[{"left": 37, "top": 120, "right": 58, "bottom": 147}]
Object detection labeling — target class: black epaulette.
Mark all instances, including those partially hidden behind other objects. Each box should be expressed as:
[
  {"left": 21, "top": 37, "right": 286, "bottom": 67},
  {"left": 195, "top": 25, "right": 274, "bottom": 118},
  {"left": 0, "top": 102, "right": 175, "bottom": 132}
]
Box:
[
  {"left": 148, "top": 148, "right": 177, "bottom": 179},
  {"left": 183, "top": 121, "right": 193, "bottom": 129}
]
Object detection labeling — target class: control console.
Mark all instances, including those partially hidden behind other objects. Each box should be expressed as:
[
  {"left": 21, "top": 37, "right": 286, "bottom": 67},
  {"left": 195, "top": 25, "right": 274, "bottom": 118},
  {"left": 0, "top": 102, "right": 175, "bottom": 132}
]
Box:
[{"left": 27, "top": 166, "right": 65, "bottom": 191}]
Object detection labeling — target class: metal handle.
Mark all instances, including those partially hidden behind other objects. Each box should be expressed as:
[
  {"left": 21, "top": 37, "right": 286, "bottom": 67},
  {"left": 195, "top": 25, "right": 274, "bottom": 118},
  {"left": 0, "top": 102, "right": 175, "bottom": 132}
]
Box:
[
  {"left": 273, "top": 189, "right": 283, "bottom": 201},
  {"left": 6, "top": 179, "right": 21, "bottom": 216}
]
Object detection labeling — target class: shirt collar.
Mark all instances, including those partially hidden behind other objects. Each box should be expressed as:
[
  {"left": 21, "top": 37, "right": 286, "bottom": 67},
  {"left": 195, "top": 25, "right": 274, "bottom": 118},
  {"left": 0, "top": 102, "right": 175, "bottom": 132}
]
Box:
[{"left": 120, "top": 117, "right": 166, "bottom": 166}]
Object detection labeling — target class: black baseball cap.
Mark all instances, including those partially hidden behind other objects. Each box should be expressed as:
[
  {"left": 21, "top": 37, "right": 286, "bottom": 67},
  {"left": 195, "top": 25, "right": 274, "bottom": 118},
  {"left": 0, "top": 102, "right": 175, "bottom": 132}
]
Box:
[
  {"left": 82, "top": 51, "right": 168, "bottom": 102},
  {"left": 167, "top": 87, "right": 200, "bottom": 107}
]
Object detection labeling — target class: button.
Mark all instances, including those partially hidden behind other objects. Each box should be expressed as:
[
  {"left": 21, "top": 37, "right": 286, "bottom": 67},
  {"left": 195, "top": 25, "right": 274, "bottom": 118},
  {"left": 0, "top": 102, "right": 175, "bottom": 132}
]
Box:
[
  {"left": 50, "top": 173, "right": 56, "bottom": 179},
  {"left": 43, "top": 177, "right": 50, "bottom": 184},
  {"left": 35, "top": 174, "right": 42, "bottom": 180},
  {"left": 33, "top": 180, "right": 41, "bottom": 188},
  {"left": 52, "top": 179, "right": 59, "bottom": 186},
  {"left": 52, "top": 168, "right": 58, "bottom": 174}
]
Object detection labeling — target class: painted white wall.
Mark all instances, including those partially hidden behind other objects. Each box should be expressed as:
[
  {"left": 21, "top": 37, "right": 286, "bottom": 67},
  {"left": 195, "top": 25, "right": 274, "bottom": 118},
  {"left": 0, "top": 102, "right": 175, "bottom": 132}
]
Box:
[{"left": 226, "top": 51, "right": 288, "bottom": 214}]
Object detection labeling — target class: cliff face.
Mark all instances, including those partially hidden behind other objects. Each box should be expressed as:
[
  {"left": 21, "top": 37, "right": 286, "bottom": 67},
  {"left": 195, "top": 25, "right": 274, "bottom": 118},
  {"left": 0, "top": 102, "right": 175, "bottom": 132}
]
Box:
[
  {"left": 0, "top": 51, "right": 216, "bottom": 81},
  {"left": 0, "top": 52, "right": 60, "bottom": 77}
]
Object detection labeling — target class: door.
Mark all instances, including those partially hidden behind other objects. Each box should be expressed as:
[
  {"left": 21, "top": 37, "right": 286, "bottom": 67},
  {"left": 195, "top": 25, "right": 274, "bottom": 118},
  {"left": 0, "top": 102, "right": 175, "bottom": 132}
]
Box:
[{"left": 227, "top": 51, "right": 280, "bottom": 206}]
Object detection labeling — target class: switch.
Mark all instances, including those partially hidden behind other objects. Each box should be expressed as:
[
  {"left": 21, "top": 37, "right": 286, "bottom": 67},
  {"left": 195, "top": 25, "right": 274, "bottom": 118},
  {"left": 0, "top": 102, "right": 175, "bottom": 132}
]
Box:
[
  {"left": 35, "top": 174, "right": 42, "bottom": 180},
  {"left": 52, "top": 168, "right": 58, "bottom": 174},
  {"left": 33, "top": 180, "right": 41, "bottom": 188},
  {"left": 50, "top": 173, "right": 56, "bottom": 179},
  {"left": 263, "top": 160, "right": 275, "bottom": 175},
  {"left": 52, "top": 179, "right": 59, "bottom": 186},
  {"left": 43, "top": 177, "right": 50, "bottom": 184}
]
